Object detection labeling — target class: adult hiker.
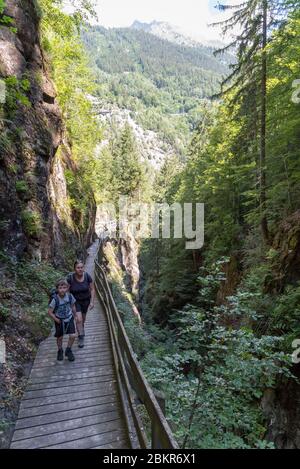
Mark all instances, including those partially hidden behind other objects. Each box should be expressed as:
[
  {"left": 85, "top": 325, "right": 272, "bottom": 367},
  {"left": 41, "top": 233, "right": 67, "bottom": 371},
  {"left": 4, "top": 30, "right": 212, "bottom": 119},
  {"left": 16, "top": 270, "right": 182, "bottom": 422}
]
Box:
[{"left": 67, "top": 260, "right": 95, "bottom": 348}]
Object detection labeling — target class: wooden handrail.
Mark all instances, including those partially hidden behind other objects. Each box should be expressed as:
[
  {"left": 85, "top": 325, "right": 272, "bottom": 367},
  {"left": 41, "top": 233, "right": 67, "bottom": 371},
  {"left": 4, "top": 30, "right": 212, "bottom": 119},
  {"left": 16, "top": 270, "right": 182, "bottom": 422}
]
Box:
[{"left": 94, "top": 241, "right": 178, "bottom": 449}]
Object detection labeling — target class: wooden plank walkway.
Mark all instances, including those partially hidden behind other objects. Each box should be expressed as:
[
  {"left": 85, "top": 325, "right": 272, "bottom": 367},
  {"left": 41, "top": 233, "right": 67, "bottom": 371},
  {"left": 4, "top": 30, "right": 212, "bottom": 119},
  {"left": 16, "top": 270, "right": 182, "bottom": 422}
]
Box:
[{"left": 10, "top": 241, "right": 130, "bottom": 449}]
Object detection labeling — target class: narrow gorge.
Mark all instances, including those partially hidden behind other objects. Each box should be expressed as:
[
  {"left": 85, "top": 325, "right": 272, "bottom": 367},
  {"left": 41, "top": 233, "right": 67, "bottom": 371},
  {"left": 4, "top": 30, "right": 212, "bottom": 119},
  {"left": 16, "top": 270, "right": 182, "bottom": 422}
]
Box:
[{"left": 1, "top": 0, "right": 300, "bottom": 451}]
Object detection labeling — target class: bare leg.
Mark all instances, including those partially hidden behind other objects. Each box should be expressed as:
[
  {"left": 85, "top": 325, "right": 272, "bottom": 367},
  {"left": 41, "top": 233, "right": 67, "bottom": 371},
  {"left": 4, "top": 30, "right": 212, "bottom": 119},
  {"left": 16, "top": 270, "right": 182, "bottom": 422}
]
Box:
[
  {"left": 82, "top": 313, "right": 87, "bottom": 334},
  {"left": 76, "top": 312, "right": 85, "bottom": 348},
  {"left": 67, "top": 334, "right": 76, "bottom": 348},
  {"left": 65, "top": 334, "right": 76, "bottom": 361},
  {"left": 76, "top": 311, "right": 84, "bottom": 336},
  {"left": 57, "top": 337, "right": 63, "bottom": 349}
]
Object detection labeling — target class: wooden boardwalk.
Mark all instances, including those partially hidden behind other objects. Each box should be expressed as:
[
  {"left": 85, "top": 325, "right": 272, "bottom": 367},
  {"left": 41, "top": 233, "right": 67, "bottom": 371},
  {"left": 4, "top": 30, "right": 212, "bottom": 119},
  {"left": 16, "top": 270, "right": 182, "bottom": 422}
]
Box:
[{"left": 10, "top": 241, "right": 130, "bottom": 449}]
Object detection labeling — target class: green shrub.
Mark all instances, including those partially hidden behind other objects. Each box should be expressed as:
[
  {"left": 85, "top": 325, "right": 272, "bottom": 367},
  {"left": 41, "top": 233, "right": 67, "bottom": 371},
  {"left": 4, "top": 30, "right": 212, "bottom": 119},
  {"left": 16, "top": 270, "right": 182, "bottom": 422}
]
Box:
[
  {"left": 21, "top": 209, "right": 42, "bottom": 238},
  {"left": 0, "top": 304, "right": 10, "bottom": 320},
  {"left": 270, "top": 284, "right": 300, "bottom": 346},
  {"left": 14, "top": 260, "right": 66, "bottom": 335},
  {"left": 137, "top": 260, "right": 293, "bottom": 449},
  {"left": 15, "top": 180, "right": 29, "bottom": 195},
  {"left": 0, "top": 0, "right": 16, "bottom": 31},
  {"left": 3, "top": 76, "right": 31, "bottom": 117},
  {"left": 7, "top": 162, "right": 19, "bottom": 174},
  {"left": 0, "top": 128, "right": 13, "bottom": 154}
]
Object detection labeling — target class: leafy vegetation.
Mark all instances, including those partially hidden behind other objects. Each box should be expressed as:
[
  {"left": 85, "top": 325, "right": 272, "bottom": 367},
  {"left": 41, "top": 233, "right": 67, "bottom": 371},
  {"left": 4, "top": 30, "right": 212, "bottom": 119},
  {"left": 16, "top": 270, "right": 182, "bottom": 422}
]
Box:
[
  {"left": 121, "top": 0, "right": 300, "bottom": 449},
  {"left": 108, "top": 254, "right": 292, "bottom": 448},
  {"left": 21, "top": 209, "right": 42, "bottom": 239},
  {"left": 142, "top": 3, "right": 300, "bottom": 314},
  {"left": 0, "top": 249, "right": 65, "bottom": 336},
  {"left": 38, "top": 0, "right": 103, "bottom": 230},
  {"left": 2, "top": 76, "right": 31, "bottom": 117},
  {"left": 0, "top": 0, "right": 16, "bottom": 31},
  {"left": 15, "top": 180, "right": 29, "bottom": 196}
]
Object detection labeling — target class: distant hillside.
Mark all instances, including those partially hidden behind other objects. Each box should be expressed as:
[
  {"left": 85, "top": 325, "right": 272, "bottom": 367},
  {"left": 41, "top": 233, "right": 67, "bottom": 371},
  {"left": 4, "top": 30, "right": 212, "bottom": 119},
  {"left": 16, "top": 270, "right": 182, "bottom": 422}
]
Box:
[
  {"left": 130, "top": 20, "right": 224, "bottom": 49},
  {"left": 130, "top": 20, "right": 201, "bottom": 48},
  {"left": 82, "top": 25, "right": 232, "bottom": 160}
]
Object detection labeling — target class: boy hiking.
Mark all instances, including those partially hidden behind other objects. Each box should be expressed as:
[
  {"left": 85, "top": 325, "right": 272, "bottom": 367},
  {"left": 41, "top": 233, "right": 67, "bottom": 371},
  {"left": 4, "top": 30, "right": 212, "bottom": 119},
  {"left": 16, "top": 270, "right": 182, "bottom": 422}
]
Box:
[{"left": 48, "top": 279, "right": 77, "bottom": 362}]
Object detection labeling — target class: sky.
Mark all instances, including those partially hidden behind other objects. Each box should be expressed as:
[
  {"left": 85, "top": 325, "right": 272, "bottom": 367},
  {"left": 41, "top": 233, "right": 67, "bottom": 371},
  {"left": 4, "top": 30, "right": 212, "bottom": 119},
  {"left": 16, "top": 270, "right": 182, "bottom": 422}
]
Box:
[{"left": 91, "top": 0, "right": 240, "bottom": 42}]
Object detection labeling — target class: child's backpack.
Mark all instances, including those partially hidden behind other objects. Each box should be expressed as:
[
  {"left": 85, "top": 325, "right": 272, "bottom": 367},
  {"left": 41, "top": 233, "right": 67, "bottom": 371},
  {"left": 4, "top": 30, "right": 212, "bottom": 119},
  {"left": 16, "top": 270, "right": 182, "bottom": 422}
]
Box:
[
  {"left": 49, "top": 287, "right": 58, "bottom": 309},
  {"left": 49, "top": 289, "right": 73, "bottom": 319}
]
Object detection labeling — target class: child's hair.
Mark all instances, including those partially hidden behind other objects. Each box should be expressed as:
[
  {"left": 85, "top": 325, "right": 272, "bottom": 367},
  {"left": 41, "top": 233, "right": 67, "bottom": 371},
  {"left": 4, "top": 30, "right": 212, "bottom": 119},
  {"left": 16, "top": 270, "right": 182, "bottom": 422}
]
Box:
[
  {"left": 56, "top": 278, "right": 69, "bottom": 289},
  {"left": 74, "top": 259, "right": 84, "bottom": 269}
]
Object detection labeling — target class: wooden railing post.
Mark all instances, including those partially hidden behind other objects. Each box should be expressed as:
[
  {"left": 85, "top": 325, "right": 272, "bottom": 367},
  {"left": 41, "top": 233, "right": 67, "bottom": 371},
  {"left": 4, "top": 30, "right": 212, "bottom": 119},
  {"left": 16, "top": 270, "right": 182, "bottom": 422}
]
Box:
[
  {"left": 94, "top": 253, "right": 178, "bottom": 450},
  {"left": 154, "top": 389, "right": 166, "bottom": 415},
  {"left": 151, "top": 389, "right": 166, "bottom": 449},
  {"left": 152, "top": 421, "right": 163, "bottom": 449}
]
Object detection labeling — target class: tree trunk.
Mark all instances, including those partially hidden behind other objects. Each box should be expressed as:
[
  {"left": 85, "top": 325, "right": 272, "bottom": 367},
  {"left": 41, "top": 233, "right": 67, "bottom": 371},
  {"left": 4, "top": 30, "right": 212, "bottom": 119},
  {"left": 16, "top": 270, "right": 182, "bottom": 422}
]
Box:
[{"left": 260, "top": 0, "right": 269, "bottom": 244}]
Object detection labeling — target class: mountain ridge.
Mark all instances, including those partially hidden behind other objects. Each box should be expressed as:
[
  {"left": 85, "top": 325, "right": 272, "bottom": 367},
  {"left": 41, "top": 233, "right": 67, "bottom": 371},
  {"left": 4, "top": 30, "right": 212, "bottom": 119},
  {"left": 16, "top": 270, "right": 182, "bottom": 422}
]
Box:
[
  {"left": 82, "top": 23, "right": 232, "bottom": 167},
  {"left": 130, "top": 19, "right": 224, "bottom": 49}
]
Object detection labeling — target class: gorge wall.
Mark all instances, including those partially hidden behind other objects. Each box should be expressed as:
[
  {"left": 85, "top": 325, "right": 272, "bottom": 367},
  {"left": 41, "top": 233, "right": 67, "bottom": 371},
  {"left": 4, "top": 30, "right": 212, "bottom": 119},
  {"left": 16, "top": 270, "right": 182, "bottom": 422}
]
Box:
[
  {"left": 0, "top": 1, "right": 97, "bottom": 447},
  {"left": 0, "top": 0, "right": 95, "bottom": 266}
]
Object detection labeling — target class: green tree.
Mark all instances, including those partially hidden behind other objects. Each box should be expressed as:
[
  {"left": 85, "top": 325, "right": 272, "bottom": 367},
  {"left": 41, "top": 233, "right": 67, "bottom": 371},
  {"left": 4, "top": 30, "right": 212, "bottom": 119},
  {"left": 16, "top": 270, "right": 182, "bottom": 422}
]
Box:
[
  {"left": 111, "top": 124, "right": 146, "bottom": 200},
  {"left": 214, "top": 0, "right": 298, "bottom": 244}
]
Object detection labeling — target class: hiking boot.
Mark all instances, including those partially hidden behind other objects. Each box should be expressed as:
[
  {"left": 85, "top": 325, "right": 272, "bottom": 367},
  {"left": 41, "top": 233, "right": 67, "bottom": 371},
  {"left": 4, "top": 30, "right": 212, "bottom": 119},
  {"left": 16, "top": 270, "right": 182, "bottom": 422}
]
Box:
[
  {"left": 65, "top": 347, "right": 75, "bottom": 361},
  {"left": 57, "top": 348, "right": 64, "bottom": 361},
  {"left": 78, "top": 335, "right": 84, "bottom": 348}
]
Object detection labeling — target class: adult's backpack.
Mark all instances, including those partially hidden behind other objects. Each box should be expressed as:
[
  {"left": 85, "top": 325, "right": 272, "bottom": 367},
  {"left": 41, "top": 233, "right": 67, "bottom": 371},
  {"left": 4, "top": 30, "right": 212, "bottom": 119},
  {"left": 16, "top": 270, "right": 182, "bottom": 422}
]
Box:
[{"left": 67, "top": 272, "right": 88, "bottom": 284}]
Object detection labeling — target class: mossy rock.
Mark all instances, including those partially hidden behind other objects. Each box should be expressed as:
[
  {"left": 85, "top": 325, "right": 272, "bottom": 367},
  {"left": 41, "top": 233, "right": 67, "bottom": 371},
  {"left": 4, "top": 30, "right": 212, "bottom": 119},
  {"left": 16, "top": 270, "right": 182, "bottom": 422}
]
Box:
[{"left": 288, "top": 234, "right": 299, "bottom": 251}]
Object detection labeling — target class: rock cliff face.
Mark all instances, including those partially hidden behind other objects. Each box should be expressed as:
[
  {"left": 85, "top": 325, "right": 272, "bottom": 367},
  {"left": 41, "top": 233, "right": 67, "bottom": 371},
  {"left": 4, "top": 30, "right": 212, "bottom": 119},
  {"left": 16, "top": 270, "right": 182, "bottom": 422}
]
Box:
[
  {"left": 270, "top": 210, "right": 300, "bottom": 291},
  {"left": 0, "top": 0, "right": 95, "bottom": 265},
  {"left": 94, "top": 103, "right": 174, "bottom": 170},
  {"left": 261, "top": 211, "right": 300, "bottom": 448},
  {"left": 95, "top": 206, "right": 141, "bottom": 297},
  {"left": 262, "top": 366, "right": 300, "bottom": 449}
]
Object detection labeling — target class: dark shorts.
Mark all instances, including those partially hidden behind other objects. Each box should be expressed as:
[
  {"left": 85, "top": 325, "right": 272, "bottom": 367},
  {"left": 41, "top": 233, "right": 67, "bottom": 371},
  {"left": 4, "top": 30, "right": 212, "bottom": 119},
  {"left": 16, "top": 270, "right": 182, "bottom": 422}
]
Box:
[
  {"left": 54, "top": 316, "right": 76, "bottom": 338},
  {"left": 75, "top": 299, "right": 90, "bottom": 316}
]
